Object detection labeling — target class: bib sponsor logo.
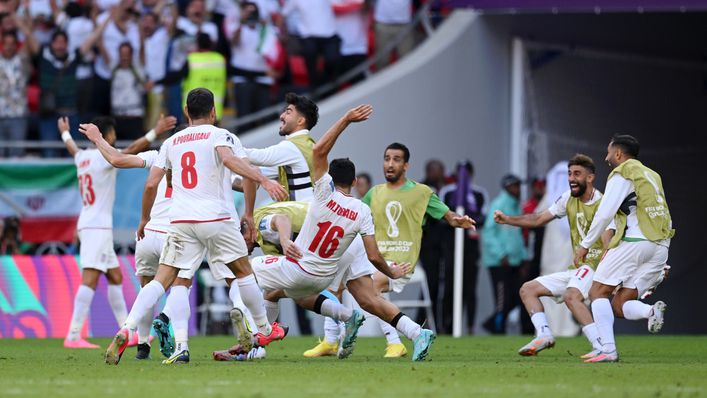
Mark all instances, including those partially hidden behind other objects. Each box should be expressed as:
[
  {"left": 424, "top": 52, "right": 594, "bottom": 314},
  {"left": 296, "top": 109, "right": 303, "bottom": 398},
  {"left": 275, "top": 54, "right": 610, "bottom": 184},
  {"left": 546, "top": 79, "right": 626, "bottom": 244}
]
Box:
[
  {"left": 576, "top": 212, "right": 588, "bottom": 239},
  {"left": 385, "top": 201, "right": 402, "bottom": 238}
]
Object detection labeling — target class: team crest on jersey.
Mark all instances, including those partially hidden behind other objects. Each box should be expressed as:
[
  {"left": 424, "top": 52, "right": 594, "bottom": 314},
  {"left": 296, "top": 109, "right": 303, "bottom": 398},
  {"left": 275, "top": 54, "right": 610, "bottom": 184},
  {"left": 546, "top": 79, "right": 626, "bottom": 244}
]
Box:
[{"left": 385, "top": 201, "right": 402, "bottom": 238}]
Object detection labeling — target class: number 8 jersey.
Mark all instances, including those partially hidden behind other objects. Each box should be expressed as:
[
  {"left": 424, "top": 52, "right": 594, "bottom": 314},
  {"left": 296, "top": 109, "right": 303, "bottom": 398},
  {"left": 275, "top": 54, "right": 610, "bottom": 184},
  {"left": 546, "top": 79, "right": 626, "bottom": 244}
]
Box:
[
  {"left": 75, "top": 149, "right": 117, "bottom": 230},
  {"left": 155, "top": 125, "right": 245, "bottom": 223},
  {"left": 294, "top": 173, "right": 375, "bottom": 277}
]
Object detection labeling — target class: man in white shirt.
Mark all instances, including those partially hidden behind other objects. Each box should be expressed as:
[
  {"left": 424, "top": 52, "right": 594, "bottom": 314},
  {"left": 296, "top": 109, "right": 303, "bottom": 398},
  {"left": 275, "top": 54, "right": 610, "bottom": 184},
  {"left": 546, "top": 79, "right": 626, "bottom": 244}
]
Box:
[
  {"left": 333, "top": 0, "right": 369, "bottom": 84},
  {"left": 574, "top": 135, "right": 674, "bottom": 363},
  {"left": 282, "top": 0, "right": 340, "bottom": 90},
  {"left": 176, "top": 0, "right": 218, "bottom": 43},
  {"left": 59, "top": 115, "right": 172, "bottom": 350},
  {"left": 140, "top": 11, "right": 170, "bottom": 130},
  {"left": 373, "top": 0, "right": 415, "bottom": 70},
  {"left": 105, "top": 88, "right": 288, "bottom": 365}
]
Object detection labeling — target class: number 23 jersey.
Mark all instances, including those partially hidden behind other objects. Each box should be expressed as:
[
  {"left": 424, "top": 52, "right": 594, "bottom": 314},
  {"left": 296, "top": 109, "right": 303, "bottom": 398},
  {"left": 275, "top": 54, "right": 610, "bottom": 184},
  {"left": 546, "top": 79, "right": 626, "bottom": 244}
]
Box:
[
  {"left": 75, "top": 149, "right": 117, "bottom": 230},
  {"left": 294, "top": 173, "right": 375, "bottom": 277}
]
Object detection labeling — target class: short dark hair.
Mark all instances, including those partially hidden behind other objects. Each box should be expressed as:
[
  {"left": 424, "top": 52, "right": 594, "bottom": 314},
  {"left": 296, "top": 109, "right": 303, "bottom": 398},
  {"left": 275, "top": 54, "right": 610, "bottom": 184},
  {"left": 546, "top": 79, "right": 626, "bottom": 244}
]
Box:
[
  {"left": 330, "top": 158, "right": 356, "bottom": 187},
  {"left": 119, "top": 41, "right": 133, "bottom": 53},
  {"left": 91, "top": 116, "right": 116, "bottom": 137},
  {"left": 196, "top": 32, "right": 212, "bottom": 50},
  {"left": 285, "top": 92, "right": 318, "bottom": 130},
  {"left": 610, "top": 134, "right": 640, "bottom": 158},
  {"left": 568, "top": 153, "right": 595, "bottom": 174},
  {"left": 51, "top": 30, "right": 68, "bottom": 43},
  {"left": 1, "top": 30, "right": 17, "bottom": 42},
  {"left": 385, "top": 142, "right": 410, "bottom": 163},
  {"left": 186, "top": 88, "right": 214, "bottom": 119},
  {"left": 356, "top": 172, "right": 371, "bottom": 184}
]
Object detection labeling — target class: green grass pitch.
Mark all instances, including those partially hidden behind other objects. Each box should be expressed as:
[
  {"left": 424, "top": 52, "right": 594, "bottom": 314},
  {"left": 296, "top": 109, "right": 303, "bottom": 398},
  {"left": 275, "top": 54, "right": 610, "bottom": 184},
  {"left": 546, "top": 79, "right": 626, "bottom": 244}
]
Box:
[{"left": 1, "top": 336, "right": 706, "bottom": 397}]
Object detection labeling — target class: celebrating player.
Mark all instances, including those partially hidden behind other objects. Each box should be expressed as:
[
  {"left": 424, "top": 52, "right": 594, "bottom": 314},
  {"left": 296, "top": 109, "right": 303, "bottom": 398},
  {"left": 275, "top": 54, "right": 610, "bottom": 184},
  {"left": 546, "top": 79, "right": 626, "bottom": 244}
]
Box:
[
  {"left": 494, "top": 154, "right": 615, "bottom": 358},
  {"left": 306, "top": 142, "right": 475, "bottom": 358},
  {"left": 61, "top": 115, "right": 174, "bottom": 349},
  {"left": 104, "top": 88, "right": 288, "bottom": 365},
  {"left": 574, "top": 135, "right": 674, "bottom": 363}
]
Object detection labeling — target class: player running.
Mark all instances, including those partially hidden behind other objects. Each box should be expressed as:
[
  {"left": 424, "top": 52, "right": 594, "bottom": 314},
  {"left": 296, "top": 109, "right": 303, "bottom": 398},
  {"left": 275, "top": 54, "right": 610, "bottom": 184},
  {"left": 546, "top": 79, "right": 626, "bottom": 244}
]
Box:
[
  {"left": 574, "top": 135, "right": 674, "bottom": 363},
  {"left": 305, "top": 142, "right": 475, "bottom": 358},
  {"left": 61, "top": 115, "right": 174, "bottom": 349},
  {"left": 104, "top": 88, "right": 288, "bottom": 365},
  {"left": 494, "top": 154, "right": 616, "bottom": 358}
]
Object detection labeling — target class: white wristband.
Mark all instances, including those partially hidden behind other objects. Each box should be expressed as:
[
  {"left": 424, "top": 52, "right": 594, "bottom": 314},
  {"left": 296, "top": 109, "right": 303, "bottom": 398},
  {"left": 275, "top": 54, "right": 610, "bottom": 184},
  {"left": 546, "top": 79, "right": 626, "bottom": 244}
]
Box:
[
  {"left": 144, "top": 129, "right": 157, "bottom": 143},
  {"left": 61, "top": 131, "right": 72, "bottom": 143}
]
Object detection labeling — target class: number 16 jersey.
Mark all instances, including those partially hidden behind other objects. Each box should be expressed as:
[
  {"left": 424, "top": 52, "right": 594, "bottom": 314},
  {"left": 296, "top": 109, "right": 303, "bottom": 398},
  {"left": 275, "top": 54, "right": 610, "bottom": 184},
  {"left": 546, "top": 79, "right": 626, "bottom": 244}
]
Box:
[
  {"left": 155, "top": 125, "right": 245, "bottom": 223},
  {"left": 294, "top": 173, "right": 375, "bottom": 277}
]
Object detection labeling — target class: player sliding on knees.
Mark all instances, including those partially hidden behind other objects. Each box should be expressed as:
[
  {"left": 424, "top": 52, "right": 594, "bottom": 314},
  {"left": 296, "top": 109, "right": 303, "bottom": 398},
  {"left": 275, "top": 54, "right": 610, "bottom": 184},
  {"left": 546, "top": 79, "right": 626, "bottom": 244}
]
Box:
[
  {"left": 104, "top": 88, "right": 288, "bottom": 365},
  {"left": 241, "top": 104, "right": 412, "bottom": 359},
  {"left": 80, "top": 121, "right": 262, "bottom": 363},
  {"left": 495, "top": 154, "right": 617, "bottom": 358}
]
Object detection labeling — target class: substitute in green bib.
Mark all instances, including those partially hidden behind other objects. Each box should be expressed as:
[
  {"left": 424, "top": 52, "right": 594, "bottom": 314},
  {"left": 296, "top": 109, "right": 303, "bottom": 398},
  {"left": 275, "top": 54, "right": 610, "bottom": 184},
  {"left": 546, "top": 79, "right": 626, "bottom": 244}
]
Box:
[
  {"left": 362, "top": 142, "right": 475, "bottom": 356},
  {"left": 575, "top": 134, "right": 674, "bottom": 363},
  {"left": 494, "top": 154, "right": 618, "bottom": 358},
  {"left": 181, "top": 33, "right": 227, "bottom": 120}
]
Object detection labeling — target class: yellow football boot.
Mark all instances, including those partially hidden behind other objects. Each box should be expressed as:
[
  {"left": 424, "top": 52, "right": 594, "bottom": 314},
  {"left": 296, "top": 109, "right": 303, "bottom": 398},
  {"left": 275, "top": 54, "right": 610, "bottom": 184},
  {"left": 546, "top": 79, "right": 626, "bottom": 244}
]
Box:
[
  {"left": 384, "top": 343, "right": 408, "bottom": 358},
  {"left": 303, "top": 340, "right": 338, "bottom": 358}
]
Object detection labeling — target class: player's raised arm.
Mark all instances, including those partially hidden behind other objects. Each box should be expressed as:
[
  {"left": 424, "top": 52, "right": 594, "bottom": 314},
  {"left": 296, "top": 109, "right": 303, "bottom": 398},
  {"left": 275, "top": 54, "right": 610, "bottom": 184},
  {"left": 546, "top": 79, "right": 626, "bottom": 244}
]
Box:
[
  {"left": 361, "top": 235, "right": 411, "bottom": 279},
  {"left": 271, "top": 214, "right": 303, "bottom": 260},
  {"left": 493, "top": 209, "right": 555, "bottom": 229},
  {"left": 216, "top": 146, "right": 287, "bottom": 202},
  {"left": 58, "top": 117, "right": 80, "bottom": 157},
  {"left": 121, "top": 114, "right": 177, "bottom": 155},
  {"left": 311, "top": 104, "right": 373, "bottom": 182},
  {"left": 79, "top": 123, "right": 145, "bottom": 168}
]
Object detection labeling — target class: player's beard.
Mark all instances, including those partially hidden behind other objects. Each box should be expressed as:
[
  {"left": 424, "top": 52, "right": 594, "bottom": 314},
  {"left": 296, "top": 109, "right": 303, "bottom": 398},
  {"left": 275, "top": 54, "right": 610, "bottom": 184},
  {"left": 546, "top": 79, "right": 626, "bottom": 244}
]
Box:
[
  {"left": 385, "top": 169, "right": 403, "bottom": 183},
  {"left": 570, "top": 181, "right": 587, "bottom": 197}
]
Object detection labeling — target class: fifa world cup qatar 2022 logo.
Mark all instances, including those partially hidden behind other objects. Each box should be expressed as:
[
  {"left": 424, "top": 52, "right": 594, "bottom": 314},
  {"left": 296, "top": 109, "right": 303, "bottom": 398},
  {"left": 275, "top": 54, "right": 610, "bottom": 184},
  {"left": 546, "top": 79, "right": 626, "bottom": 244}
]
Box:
[{"left": 385, "top": 201, "right": 403, "bottom": 238}]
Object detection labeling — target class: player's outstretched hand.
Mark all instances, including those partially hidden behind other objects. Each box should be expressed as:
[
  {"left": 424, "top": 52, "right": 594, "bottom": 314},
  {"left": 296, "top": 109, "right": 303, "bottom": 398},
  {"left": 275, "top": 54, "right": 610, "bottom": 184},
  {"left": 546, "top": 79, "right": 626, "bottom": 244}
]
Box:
[
  {"left": 154, "top": 114, "right": 178, "bottom": 136},
  {"left": 573, "top": 246, "right": 588, "bottom": 267},
  {"left": 78, "top": 123, "right": 101, "bottom": 141},
  {"left": 282, "top": 239, "right": 303, "bottom": 260},
  {"left": 344, "top": 104, "right": 373, "bottom": 123},
  {"left": 57, "top": 117, "right": 70, "bottom": 134},
  {"left": 453, "top": 214, "right": 476, "bottom": 230},
  {"left": 262, "top": 179, "right": 288, "bottom": 202},
  {"left": 388, "top": 262, "right": 412, "bottom": 279},
  {"left": 493, "top": 210, "right": 508, "bottom": 224}
]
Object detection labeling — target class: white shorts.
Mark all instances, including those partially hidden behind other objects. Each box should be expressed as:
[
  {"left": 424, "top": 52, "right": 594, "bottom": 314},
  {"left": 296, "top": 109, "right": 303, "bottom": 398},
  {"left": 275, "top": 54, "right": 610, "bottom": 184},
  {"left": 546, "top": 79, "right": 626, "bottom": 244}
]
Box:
[
  {"left": 329, "top": 240, "right": 375, "bottom": 290},
  {"left": 160, "top": 220, "right": 247, "bottom": 280},
  {"left": 251, "top": 255, "right": 336, "bottom": 299},
  {"left": 535, "top": 264, "right": 594, "bottom": 303},
  {"left": 594, "top": 239, "right": 669, "bottom": 298},
  {"left": 135, "top": 229, "right": 167, "bottom": 277},
  {"left": 78, "top": 229, "right": 118, "bottom": 272}
]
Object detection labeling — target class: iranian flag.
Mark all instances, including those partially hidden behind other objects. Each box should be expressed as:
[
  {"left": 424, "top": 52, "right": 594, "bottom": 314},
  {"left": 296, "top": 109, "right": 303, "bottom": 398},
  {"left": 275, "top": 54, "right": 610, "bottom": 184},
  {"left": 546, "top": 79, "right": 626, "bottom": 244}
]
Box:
[{"left": 0, "top": 162, "right": 81, "bottom": 243}]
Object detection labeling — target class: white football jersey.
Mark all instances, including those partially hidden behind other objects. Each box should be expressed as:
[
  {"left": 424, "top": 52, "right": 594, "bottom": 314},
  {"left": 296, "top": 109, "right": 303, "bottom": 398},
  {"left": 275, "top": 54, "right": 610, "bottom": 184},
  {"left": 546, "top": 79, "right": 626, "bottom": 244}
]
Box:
[
  {"left": 155, "top": 125, "right": 246, "bottom": 223},
  {"left": 294, "top": 173, "right": 374, "bottom": 276},
  {"left": 75, "top": 149, "right": 117, "bottom": 230},
  {"left": 138, "top": 150, "right": 171, "bottom": 232}
]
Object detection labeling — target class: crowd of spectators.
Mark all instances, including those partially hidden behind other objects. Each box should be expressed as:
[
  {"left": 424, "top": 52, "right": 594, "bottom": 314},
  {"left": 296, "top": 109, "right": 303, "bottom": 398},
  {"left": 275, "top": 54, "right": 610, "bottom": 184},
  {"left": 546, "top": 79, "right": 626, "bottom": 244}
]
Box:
[{"left": 0, "top": 0, "right": 426, "bottom": 158}]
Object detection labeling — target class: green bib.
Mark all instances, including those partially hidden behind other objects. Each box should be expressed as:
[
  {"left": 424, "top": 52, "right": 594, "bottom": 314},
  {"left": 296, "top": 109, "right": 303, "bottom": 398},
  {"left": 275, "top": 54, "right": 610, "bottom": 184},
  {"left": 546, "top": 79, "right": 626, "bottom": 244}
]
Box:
[
  {"left": 254, "top": 201, "right": 309, "bottom": 255},
  {"left": 608, "top": 159, "right": 675, "bottom": 241},
  {"left": 182, "top": 51, "right": 227, "bottom": 120},
  {"left": 277, "top": 134, "right": 315, "bottom": 200},
  {"left": 566, "top": 195, "right": 605, "bottom": 270},
  {"left": 368, "top": 182, "right": 433, "bottom": 266}
]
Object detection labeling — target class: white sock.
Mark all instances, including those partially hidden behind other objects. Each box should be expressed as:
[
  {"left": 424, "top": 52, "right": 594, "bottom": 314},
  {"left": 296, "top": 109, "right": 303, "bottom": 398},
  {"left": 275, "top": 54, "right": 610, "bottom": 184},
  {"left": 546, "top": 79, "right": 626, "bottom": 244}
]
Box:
[
  {"left": 591, "top": 298, "right": 616, "bottom": 353},
  {"left": 237, "top": 274, "right": 271, "bottom": 335},
  {"left": 393, "top": 314, "right": 421, "bottom": 341},
  {"left": 582, "top": 322, "right": 602, "bottom": 351},
  {"left": 622, "top": 300, "right": 652, "bottom": 320},
  {"left": 107, "top": 284, "right": 128, "bottom": 326},
  {"left": 378, "top": 318, "right": 402, "bottom": 344},
  {"left": 125, "top": 281, "right": 165, "bottom": 330},
  {"left": 320, "top": 299, "right": 353, "bottom": 321},
  {"left": 323, "top": 317, "right": 341, "bottom": 344},
  {"left": 168, "top": 286, "right": 190, "bottom": 350},
  {"left": 265, "top": 300, "right": 280, "bottom": 323},
  {"left": 531, "top": 312, "right": 552, "bottom": 338},
  {"left": 228, "top": 283, "right": 245, "bottom": 309},
  {"left": 137, "top": 304, "right": 155, "bottom": 344},
  {"left": 175, "top": 341, "right": 189, "bottom": 353},
  {"left": 66, "top": 285, "right": 94, "bottom": 341}
]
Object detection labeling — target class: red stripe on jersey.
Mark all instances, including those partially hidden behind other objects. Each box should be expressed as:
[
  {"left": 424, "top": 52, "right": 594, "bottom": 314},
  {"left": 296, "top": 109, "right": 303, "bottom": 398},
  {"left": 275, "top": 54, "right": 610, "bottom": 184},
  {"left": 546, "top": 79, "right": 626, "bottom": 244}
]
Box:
[
  {"left": 145, "top": 228, "right": 168, "bottom": 234},
  {"left": 171, "top": 217, "right": 231, "bottom": 224},
  {"left": 288, "top": 258, "right": 338, "bottom": 278}
]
